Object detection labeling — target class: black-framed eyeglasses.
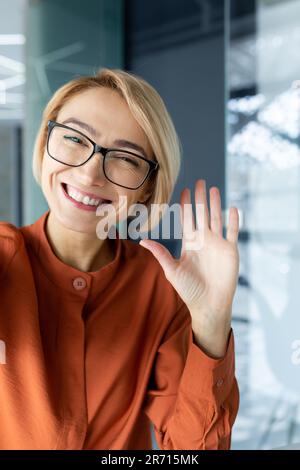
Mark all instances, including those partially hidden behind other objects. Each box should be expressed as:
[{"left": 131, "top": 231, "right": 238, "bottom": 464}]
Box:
[{"left": 46, "top": 120, "right": 159, "bottom": 190}]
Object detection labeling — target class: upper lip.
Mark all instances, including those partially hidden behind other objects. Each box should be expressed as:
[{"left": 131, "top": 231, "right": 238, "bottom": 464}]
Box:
[{"left": 62, "top": 182, "right": 112, "bottom": 201}]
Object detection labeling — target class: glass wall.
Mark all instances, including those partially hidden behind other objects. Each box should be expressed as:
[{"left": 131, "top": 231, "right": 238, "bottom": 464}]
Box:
[
  {"left": 228, "top": 0, "right": 300, "bottom": 449},
  {"left": 0, "top": 0, "right": 25, "bottom": 225}
]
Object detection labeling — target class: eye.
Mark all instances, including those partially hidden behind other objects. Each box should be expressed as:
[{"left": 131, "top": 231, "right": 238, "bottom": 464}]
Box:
[
  {"left": 109, "top": 152, "right": 141, "bottom": 167},
  {"left": 120, "top": 156, "right": 139, "bottom": 166},
  {"left": 63, "top": 134, "right": 87, "bottom": 146}
]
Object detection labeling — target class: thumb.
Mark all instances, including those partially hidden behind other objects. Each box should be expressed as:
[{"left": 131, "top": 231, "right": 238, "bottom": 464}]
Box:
[{"left": 139, "top": 239, "right": 177, "bottom": 279}]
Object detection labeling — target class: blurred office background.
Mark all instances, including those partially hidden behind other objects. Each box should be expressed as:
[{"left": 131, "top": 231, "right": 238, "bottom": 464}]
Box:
[{"left": 1, "top": 0, "right": 300, "bottom": 450}]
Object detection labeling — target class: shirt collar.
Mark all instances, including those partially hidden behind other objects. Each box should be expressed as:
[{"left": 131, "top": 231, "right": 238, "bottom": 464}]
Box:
[{"left": 21, "top": 210, "right": 123, "bottom": 299}]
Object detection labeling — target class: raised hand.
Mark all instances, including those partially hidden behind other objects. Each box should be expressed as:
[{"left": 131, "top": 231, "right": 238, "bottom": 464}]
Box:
[{"left": 139, "top": 179, "right": 240, "bottom": 358}]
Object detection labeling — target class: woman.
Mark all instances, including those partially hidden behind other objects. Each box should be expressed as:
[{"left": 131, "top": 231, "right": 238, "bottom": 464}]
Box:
[{"left": 0, "top": 68, "right": 240, "bottom": 450}]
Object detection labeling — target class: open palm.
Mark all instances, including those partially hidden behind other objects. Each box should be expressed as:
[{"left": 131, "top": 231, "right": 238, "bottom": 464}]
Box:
[{"left": 140, "top": 179, "right": 239, "bottom": 330}]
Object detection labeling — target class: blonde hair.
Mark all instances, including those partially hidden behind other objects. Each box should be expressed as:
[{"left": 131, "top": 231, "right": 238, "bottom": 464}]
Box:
[{"left": 32, "top": 68, "right": 182, "bottom": 231}]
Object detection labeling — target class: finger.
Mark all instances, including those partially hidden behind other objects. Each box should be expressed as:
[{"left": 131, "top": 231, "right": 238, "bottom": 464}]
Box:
[
  {"left": 139, "top": 239, "right": 177, "bottom": 279},
  {"left": 195, "top": 179, "right": 209, "bottom": 232},
  {"left": 209, "top": 187, "right": 223, "bottom": 236},
  {"left": 226, "top": 207, "right": 239, "bottom": 244},
  {"left": 180, "top": 188, "right": 196, "bottom": 245}
]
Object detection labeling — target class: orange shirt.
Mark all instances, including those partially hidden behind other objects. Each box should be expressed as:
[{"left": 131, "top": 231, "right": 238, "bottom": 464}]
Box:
[{"left": 0, "top": 210, "right": 239, "bottom": 450}]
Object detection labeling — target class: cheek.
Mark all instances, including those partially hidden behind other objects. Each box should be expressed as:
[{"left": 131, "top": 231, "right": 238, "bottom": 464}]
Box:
[
  {"left": 111, "top": 190, "right": 140, "bottom": 223},
  {"left": 40, "top": 155, "right": 51, "bottom": 193},
  {"left": 117, "top": 190, "right": 143, "bottom": 210},
  {"left": 40, "top": 154, "right": 64, "bottom": 199}
]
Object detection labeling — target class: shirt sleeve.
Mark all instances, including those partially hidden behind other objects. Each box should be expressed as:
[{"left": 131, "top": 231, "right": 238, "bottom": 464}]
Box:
[{"left": 142, "top": 300, "right": 239, "bottom": 450}]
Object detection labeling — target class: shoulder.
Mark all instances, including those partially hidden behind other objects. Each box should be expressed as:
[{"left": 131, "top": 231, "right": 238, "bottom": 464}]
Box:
[
  {"left": 0, "top": 220, "right": 24, "bottom": 251},
  {"left": 0, "top": 221, "right": 25, "bottom": 278}
]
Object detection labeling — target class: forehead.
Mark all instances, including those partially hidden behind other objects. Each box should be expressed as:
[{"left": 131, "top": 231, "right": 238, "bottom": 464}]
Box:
[{"left": 56, "top": 87, "right": 152, "bottom": 154}]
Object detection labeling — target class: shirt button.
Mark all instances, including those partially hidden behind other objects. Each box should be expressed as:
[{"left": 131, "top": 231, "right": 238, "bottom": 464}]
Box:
[
  {"left": 72, "top": 277, "right": 87, "bottom": 290},
  {"left": 216, "top": 378, "right": 224, "bottom": 387}
]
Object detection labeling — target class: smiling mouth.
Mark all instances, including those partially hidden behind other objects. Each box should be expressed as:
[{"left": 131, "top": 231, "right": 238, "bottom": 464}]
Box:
[{"left": 61, "top": 183, "right": 112, "bottom": 207}]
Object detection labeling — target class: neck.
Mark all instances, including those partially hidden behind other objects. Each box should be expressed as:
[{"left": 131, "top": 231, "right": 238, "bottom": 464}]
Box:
[{"left": 45, "top": 211, "right": 115, "bottom": 272}]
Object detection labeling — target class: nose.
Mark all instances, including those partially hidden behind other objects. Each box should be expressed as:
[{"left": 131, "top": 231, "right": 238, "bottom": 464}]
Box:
[{"left": 78, "top": 150, "right": 106, "bottom": 186}]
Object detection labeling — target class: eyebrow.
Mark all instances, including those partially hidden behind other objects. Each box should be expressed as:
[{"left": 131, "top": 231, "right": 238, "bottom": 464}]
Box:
[{"left": 62, "top": 118, "right": 149, "bottom": 158}]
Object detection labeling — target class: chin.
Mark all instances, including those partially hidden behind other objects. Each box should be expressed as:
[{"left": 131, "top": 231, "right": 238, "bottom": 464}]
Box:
[{"left": 50, "top": 204, "right": 99, "bottom": 236}]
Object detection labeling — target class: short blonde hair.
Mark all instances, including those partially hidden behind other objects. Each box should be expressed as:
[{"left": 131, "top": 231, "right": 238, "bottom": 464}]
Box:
[{"left": 32, "top": 68, "right": 182, "bottom": 231}]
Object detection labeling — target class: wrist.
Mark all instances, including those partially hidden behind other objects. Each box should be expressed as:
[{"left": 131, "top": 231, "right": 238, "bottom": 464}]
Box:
[{"left": 191, "top": 314, "right": 231, "bottom": 359}]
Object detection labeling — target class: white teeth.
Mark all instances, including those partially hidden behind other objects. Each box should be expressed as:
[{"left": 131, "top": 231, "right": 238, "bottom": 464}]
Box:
[
  {"left": 65, "top": 184, "right": 102, "bottom": 206},
  {"left": 70, "top": 191, "right": 82, "bottom": 202}
]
